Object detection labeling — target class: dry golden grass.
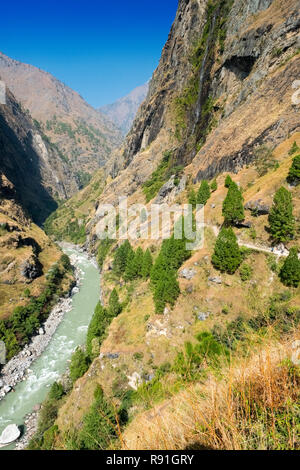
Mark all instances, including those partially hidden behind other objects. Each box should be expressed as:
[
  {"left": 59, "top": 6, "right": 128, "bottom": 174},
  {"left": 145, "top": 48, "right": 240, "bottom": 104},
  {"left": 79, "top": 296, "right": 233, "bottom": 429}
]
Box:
[{"left": 122, "top": 334, "right": 299, "bottom": 450}]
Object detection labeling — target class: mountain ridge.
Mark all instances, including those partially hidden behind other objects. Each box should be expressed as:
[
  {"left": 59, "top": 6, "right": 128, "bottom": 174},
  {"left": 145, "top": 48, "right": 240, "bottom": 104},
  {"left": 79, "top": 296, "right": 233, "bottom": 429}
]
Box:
[
  {"left": 99, "top": 82, "right": 149, "bottom": 135},
  {"left": 0, "top": 51, "right": 123, "bottom": 192}
]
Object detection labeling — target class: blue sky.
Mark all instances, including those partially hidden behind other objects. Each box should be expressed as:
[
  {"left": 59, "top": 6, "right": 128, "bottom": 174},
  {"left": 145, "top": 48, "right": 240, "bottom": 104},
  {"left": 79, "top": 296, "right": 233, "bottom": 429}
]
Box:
[{"left": 0, "top": 0, "right": 178, "bottom": 107}]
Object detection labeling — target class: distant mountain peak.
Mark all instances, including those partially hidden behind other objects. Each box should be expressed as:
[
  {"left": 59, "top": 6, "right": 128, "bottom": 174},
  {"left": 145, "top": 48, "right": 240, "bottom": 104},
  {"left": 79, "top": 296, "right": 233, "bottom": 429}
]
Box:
[{"left": 99, "top": 82, "right": 149, "bottom": 135}]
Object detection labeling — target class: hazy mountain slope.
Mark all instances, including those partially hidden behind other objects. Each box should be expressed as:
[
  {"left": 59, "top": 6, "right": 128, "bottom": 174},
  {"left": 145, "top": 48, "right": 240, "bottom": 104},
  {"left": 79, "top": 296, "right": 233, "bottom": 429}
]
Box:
[
  {"left": 0, "top": 52, "right": 122, "bottom": 188},
  {"left": 99, "top": 82, "right": 149, "bottom": 135},
  {"left": 0, "top": 87, "right": 77, "bottom": 223}
]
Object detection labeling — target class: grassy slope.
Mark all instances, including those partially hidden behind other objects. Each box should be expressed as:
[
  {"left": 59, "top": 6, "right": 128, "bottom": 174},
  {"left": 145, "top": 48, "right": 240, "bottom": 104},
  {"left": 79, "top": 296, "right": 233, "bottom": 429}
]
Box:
[
  {"left": 0, "top": 204, "right": 64, "bottom": 319},
  {"left": 55, "top": 133, "right": 300, "bottom": 447}
]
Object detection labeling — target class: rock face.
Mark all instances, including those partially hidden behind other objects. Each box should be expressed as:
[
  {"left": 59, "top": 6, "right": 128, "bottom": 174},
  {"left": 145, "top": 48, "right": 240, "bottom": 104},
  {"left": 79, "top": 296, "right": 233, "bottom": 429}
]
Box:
[
  {"left": 245, "top": 200, "right": 270, "bottom": 215},
  {"left": 0, "top": 52, "right": 122, "bottom": 186},
  {"left": 179, "top": 268, "right": 196, "bottom": 280},
  {"left": 20, "top": 255, "right": 43, "bottom": 281},
  {"left": 91, "top": 0, "right": 299, "bottom": 215},
  {"left": 0, "top": 424, "right": 20, "bottom": 446},
  {"left": 99, "top": 82, "right": 149, "bottom": 136}
]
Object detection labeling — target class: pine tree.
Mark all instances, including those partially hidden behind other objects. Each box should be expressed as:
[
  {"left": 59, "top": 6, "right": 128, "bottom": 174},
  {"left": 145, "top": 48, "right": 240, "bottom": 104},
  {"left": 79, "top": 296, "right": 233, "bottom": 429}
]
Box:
[
  {"left": 279, "top": 247, "right": 300, "bottom": 287},
  {"left": 211, "top": 179, "right": 218, "bottom": 192},
  {"left": 287, "top": 154, "right": 300, "bottom": 185},
  {"left": 141, "top": 248, "right": 153, "bottom": 279},
  {"left": 225, "top": 175, "right": 234, "bottom": 188},
  {"left": 124, "top": 247, "right": 143, "bottom": 281},
  {"left": 212, "top": 227, "right": 242, "bottom": 274},
  {"left": 268, "top": 187, "right": 295, "bottom": 243},
  {"left": 108, "top": 288, "right": 122, "bottom": 317},
  {"left": 222, "top": 183, "right": 245, "bottom": 225},
  {"left": 196, "top": 180, "right": 211, "bottom": 206},
  {"left": 188, "top": 188, "right": 197, "bottom": 209},
  {"left": 113, "top": 240, "right": 133, "bottom": 275},
  {"left": 153, "top": 270, "right": 180, "bottom": 314},
  {"left": 134, "top": 247, "right": 144, "bottom": 277}
]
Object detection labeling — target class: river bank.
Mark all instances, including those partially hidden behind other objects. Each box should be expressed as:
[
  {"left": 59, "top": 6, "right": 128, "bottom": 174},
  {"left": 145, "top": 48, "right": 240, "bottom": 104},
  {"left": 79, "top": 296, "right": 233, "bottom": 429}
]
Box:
[
  {"left": 0, "top": 245, "right": 101, "bottom": 450},
  {"left": 0, "top": 262, "right": 80, "bottom": 401}
]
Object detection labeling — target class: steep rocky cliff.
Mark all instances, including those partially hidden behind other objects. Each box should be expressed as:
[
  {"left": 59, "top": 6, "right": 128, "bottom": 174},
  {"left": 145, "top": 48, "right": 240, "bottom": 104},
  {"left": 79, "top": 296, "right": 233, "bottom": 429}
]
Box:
[
  {"left": 0, "top": 52, "right": 122, "bottom": 187},
  {"left": 92, "top": 0, "right": 299, "bottom": 209}
]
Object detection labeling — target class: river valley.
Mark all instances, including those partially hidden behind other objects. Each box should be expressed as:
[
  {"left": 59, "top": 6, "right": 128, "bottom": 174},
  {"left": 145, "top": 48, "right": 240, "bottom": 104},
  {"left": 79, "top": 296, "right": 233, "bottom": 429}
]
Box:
[{"left": 0, "top": 245, "right": 101, "bottom": 449}]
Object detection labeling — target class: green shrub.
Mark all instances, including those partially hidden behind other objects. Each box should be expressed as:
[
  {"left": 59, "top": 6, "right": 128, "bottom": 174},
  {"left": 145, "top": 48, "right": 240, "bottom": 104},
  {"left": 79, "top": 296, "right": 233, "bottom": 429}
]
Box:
[
  {"left": 288, "top": 141, "right": 299, "bottom": 156},
  {"left": 49, "top": 382, "right": 64, "bottom": 401},
  {"left": 142, "top": 151, "right": 172, "bottom": 202},
  {"left": 240, "top": 263, "right": 253, "bottom": 281},
  {"left": 188, "top": 188, "right": 197, "bottom": 209},
  {"left": 60, "top": 254, "right": 72, "bottom": 271},
  {"left": 211, "top": 179, "right": 218, "bottom": 192},
  {"left": 173, "top": 332, "right": 228, "bottom": 381},
  {"left": 133, "top": 352, "right": 144, "bottom": 361},
  {"left": 0, "top": 262, "right": 67, "bottom": 360},
  {"left": 279, "top": 247, "right": 300, "bottom": 287},
  {"left": 69, "top": 348, "right": 90, "bottom": 383},
  {"left": 41, "top": 425, "right": 59, "bottom": 450}
]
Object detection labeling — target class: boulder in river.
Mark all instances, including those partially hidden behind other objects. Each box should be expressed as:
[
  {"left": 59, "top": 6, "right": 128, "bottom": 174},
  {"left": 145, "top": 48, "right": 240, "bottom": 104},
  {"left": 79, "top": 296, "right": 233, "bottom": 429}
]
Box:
[{"left": 0, "top": 424, "right": 21, "bottom": 446}]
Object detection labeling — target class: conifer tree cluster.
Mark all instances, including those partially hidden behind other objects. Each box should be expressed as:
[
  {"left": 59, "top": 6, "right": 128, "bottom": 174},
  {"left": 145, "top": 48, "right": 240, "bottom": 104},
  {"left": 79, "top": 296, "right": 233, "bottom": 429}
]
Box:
[
  {"left": 113, "top": 241, "right": 153, "bottom": 281},
  {"left": 268, "top": 187, "right": 295, "bottom": 243},
  {"left": 222, "top": 182, "right": 245, "bottom": 225},
  {"left": 150, "top": 226, "right": 191, "bottom": 313},
  {"left": 86, "top": 289, "right": 123, "bottom": 359}
]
